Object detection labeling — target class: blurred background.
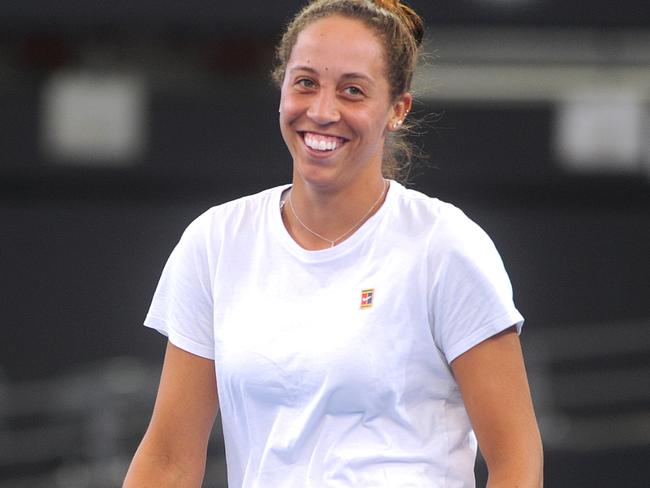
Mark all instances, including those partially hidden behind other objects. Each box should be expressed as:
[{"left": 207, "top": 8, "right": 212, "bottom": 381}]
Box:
[{"left": 1, "top": 0, "right": 649, "bottom": 486}]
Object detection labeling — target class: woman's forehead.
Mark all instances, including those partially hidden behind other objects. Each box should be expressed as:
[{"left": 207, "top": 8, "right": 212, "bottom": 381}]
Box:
[{"left": 287, "top": 15, "right": 386, "bottom": 77}]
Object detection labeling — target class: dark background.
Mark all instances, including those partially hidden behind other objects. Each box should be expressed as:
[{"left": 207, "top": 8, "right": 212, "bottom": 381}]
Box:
[{"left": 1, "top": 1, "right": 649, "bottom": 486}]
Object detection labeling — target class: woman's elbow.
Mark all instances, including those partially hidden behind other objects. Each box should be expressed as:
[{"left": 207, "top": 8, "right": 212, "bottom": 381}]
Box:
[
  {"left": 486, "top": 436, "right": 544, "bottom": 488},
  {"left": 123, "top": 438, "right": 207, "bottom": 487}
]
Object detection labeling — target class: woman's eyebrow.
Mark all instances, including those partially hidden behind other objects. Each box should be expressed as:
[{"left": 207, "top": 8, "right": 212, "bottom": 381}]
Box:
[
  {"left": 340, "top": 72, "right": 375, "bottom": 86},
  {"left": 288, "top": 66, "right": 318, "bottom": 75},
  {"left": 289, "top": 66, "right": 375, "bottom": 85}
]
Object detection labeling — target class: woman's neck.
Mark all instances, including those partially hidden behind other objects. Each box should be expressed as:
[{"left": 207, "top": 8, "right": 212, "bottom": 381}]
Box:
[{"left": 283, "top": 175, "right": 389, "bottom": 250}]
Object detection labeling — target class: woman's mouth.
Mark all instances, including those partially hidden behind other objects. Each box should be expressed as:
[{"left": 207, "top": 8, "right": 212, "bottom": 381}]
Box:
[{"left": 302, "top": 132, "right": 347, "bottom": 153}]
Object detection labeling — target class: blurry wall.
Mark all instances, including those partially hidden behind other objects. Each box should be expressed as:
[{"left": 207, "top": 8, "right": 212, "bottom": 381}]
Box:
[{"left": 1, "top": 1, "right": 649, "bottom": 486}]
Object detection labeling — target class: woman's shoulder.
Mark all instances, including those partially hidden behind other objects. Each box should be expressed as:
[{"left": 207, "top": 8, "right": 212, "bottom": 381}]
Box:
[
  {"left": 177, "top": 184, "right": 288, "bottom": 245},
  {"left": 390, "top": 183, "right": 496, "bottom": 254},
  {"left": 192, "top": 184, "right": 287, "bottom": 225},
  {"left": 391, "top": 183, "right": 475, "bottom": 229}
]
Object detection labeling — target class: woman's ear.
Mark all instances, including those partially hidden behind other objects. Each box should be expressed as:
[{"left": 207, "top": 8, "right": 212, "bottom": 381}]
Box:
[{"left": 388, "top": 92, "right": 413, "bottom": 131}]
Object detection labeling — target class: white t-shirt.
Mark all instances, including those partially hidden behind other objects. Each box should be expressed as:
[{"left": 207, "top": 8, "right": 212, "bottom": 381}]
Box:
[{"left": 144, "top": 181, "right": 524, "bottom": 488}]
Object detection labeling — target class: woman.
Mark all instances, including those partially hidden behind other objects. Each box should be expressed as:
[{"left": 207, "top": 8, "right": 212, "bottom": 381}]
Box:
[{"left": 124, "top": 1, "right": 543, "bottom": 486}]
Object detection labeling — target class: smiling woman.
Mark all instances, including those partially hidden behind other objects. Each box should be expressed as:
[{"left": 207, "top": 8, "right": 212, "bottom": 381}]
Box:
[
  {"left": 273, "top": 0, "right": 423, "bottom": 186},
  {"left": 277, "top": 14, "right": 412, "bottom": 248},
  {"left": 123, "top": 1, "right": 543, "bottom": 487}
]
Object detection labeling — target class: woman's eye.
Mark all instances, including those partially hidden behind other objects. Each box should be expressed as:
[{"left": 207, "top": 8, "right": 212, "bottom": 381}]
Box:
[
  {"left": 296, "top": 78, "right": 315, "bottom": 89},
  {"left": 344, "top": 86, "right": 364, "bottom": 96}
]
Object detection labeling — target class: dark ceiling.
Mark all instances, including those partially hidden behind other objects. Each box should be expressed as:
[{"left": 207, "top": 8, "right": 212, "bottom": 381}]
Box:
[{"left": 1, "top": 0, "right": 649, "bottom": 30}]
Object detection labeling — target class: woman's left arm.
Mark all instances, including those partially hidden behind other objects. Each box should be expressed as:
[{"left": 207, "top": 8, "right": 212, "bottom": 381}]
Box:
[{"left": 451, "top": 326, "right": 544, "bottom": 487}]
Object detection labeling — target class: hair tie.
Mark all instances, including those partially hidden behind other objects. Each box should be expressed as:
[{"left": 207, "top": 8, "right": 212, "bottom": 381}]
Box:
[
  {"left": 373, "top": 0, "right": 424, "bottom": 47},
  {"left": 373, "top": 0, "right": 400, "bottom": 14}
]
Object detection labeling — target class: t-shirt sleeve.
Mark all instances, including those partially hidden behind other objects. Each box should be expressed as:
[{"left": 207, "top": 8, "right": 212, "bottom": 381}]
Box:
[
  {"left": 430, "top": 206, "right": 524, "bottom": 364},
  {"left": 143, "top": 212, "right": 215, "bottom": 359}
]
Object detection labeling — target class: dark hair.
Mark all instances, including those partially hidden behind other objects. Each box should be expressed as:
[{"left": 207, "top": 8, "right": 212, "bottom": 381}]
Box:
[{"left": 272, "top": 0, "right": 425, "bottom": 183}]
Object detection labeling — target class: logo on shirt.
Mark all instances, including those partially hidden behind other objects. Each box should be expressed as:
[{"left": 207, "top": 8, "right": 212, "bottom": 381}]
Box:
[{"left": 360, "top": 289, "right": 374, "bottom": 309}]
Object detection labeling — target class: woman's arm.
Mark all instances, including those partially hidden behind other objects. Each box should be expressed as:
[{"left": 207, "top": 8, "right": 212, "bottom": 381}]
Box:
[
  {"left": 451, "top": 327, "right": 543, "bottom": 487},
  {"left": 123, "top": 341, "right": 219, "bottom": 487}
]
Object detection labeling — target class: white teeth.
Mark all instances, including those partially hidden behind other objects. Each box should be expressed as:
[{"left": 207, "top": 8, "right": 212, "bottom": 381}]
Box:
[{"left": 305, "top": 133, "right": 341, "bottom": 152}]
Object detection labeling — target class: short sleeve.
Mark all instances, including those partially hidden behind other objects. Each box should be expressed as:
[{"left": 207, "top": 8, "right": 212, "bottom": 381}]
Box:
[
  {"left": 430, "top": 206, "right": 524, "bottom": 364},
  {"left": 144, "top": 212, "right": 215, "bottom": 359}
]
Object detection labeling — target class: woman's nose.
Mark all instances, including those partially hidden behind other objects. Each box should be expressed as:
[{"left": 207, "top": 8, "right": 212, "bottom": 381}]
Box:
[{"left": 306, "top": 89, "right": 340, "bottom": 125}]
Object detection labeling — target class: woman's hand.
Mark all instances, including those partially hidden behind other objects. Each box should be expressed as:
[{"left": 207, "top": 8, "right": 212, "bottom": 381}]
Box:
[
  {"left": 123, "top": 341, "right": 219, "bottom": 487},
  {"left": 451, "top": 327, "right": 543, "bottom": 487}
]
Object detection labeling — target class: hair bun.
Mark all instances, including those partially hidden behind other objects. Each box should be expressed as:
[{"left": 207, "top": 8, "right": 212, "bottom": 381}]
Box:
[{"left": 374, "top": 0, "right": 424, "bottom": 47}]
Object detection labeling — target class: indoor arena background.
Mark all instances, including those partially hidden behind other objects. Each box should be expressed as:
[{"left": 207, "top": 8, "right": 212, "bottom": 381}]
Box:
[{"left": 1, "top": 1, "right": 649, "bottom": 486}]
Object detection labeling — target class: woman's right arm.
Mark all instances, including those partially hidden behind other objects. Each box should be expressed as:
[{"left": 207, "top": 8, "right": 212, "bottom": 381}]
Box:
[{"left": 123, "top": 340, "right": 219, "bottom": 487}]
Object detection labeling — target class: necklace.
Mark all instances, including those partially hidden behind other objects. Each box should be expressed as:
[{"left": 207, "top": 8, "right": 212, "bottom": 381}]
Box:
[{"left": 287, "top": 179, "right": 388, "bottom": 248}]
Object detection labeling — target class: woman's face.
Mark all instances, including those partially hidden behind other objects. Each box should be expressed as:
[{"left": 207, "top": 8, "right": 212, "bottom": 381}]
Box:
[{"left": 279, "top": 15, "right": 411, "bottom": 190}]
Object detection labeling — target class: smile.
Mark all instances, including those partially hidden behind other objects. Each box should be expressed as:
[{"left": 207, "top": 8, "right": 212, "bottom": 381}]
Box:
[{"left": 302, "top": 132, "right": 347, "bottom": 152}]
